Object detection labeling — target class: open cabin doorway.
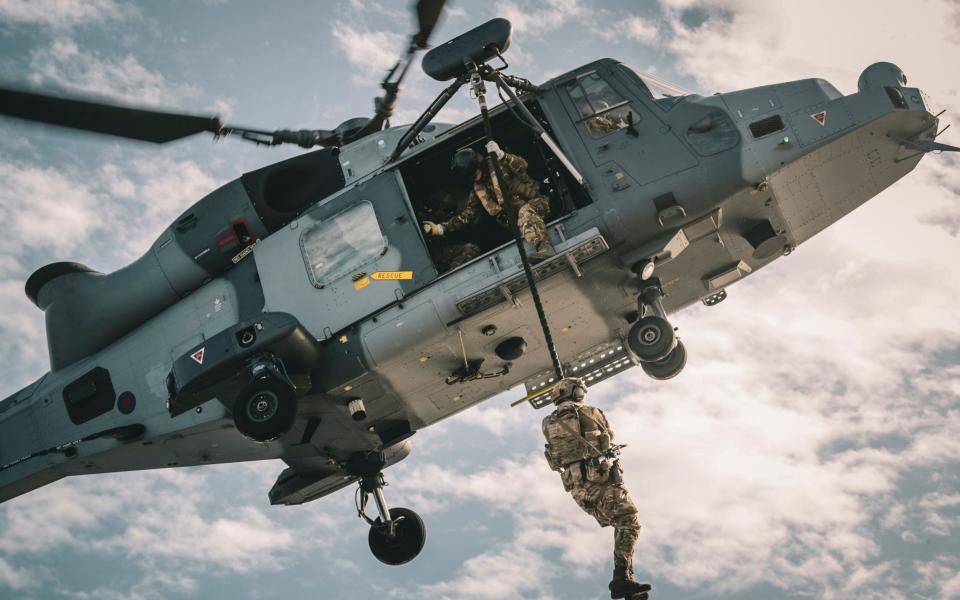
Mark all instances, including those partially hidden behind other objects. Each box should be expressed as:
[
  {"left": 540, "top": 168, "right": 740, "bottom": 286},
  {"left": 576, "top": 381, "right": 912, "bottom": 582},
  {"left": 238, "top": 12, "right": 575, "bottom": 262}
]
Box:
[{"left": 397, "top": 99, "right": 592, "bottom": 279}]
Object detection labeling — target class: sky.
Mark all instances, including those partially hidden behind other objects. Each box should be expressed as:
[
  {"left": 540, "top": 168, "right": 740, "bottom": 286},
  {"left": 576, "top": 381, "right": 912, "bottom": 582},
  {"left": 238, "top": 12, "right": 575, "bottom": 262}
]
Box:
[{"left": 0, "top": 0, "right": 959, "bottom": 599}]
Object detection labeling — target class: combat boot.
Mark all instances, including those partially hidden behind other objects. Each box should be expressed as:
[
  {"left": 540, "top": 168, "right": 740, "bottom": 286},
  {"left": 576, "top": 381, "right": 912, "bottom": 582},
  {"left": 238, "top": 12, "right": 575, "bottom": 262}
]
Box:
[
  {"left": 526, "top": 239, "right": 556, "bottom": 264},
  {"left": 609, "top": 564, "right": 651, "bottom": 599}
]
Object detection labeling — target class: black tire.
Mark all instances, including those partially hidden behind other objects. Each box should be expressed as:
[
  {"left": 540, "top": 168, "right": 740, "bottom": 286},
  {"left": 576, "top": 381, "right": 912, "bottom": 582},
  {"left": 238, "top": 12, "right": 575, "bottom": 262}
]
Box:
[
  {"left": 232, "top": 375, "right": 297, "bottom": 442},
  {"left": 628, "top": 316, "right": 676, "bottom": 362},
  {"left": 368, "top": 507, "right": 426, "bottom": 566},
  {"left": 641, "top": 340, "right": 686, "bottom": 380}
]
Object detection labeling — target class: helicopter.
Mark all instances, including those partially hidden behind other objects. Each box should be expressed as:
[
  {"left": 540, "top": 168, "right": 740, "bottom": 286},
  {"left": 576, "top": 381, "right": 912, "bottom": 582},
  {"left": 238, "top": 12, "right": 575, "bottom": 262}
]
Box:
[{"left": 0, "top": 0, "right": 956, "bottom": 568}]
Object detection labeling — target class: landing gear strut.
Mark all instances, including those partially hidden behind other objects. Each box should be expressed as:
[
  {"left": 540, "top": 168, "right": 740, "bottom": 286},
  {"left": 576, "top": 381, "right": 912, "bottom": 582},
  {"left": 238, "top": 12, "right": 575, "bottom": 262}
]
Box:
[
  {"left": 627, "top": 276, "right": 686, "bottom": 380},
  {"left": 350, "top": 452, "right": 426, "bottom": 566}
]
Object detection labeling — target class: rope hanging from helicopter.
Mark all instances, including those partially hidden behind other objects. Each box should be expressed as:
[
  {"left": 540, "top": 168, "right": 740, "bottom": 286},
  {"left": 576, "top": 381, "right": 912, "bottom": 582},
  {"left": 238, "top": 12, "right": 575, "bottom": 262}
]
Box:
[{"left": 466, "top": 61, "right": 565, "bottom": 382}]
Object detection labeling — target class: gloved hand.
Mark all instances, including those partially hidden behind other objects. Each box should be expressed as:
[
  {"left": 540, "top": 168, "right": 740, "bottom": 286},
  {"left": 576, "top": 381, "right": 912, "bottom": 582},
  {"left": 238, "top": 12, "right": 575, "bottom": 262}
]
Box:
[
  {"left": 422, "top": 221, "right": 444, "bottom": 236},
  {"left": 485, "top": 140, "right": 505, "bottom": 160}
]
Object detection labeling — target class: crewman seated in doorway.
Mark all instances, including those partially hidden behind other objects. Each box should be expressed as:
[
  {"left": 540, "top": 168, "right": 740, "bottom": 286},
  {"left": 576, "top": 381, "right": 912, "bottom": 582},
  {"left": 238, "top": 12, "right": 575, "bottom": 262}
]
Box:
[
  {"left": 420, "top": 185, "right": 482, "bottom": 273},
  {"left": 421, "top": 142, "right": 556, "bottom": 263}
]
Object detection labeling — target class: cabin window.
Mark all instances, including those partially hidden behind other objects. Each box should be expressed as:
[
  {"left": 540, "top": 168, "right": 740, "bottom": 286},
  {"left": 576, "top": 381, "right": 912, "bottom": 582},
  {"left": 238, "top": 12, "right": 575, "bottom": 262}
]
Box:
[
  {"left": 686, "top": 110, "right": 740, "bottom": 155},
  {"left": 566, "top": 73, "right": 637, "bottom": 138},
  {"left": 749, "top": 115, "right": 785, "bottom": 138},
  {"left": 300, "top": 201, "right": 386, "bottom": 287}
]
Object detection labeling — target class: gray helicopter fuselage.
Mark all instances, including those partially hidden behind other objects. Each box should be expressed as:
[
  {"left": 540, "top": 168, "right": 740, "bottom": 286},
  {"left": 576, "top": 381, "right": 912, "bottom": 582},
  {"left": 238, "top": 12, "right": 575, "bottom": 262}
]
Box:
[{"left": 0, "top": 59, "right": 938, "bottom": 505}]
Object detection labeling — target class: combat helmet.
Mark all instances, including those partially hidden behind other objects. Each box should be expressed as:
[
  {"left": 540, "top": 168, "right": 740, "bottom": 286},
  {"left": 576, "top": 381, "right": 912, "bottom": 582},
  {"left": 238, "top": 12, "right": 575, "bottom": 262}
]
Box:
[
  {"left": 553, "top": 377, "right": 586, "bottom": 404},
  {"left": 451, "top": 147, "right": 482, "bottom": 177}
]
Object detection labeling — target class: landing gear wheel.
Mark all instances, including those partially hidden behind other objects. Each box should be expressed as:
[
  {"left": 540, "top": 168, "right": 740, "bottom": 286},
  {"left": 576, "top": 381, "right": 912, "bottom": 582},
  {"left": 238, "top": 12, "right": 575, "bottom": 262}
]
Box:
[
  {"left": 628, "top": 316, "right": 676, "bottom": 362},
  {"left": 233, "top": 375, "right": 296, "bottom": 442},
  {"left": 641, "top": 340, "right": 686, "bottom": 380},
  {"left": 368, "top": 507, "right": 426, "bottom": 566}
]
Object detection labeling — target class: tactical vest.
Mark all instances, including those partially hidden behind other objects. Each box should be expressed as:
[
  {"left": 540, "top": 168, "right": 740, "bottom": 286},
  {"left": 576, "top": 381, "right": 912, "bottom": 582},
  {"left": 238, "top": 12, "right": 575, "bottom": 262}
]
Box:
[{"left": 542, "top": 405, "right": 611, "bottom": 469}]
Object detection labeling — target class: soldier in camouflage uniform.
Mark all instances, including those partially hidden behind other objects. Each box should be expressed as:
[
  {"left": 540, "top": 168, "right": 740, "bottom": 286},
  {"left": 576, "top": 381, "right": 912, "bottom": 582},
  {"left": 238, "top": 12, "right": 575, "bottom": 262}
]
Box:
[
  {"left": 430, "top": 239, "right": 481, "bottom": 272},
  {"left": 421, "top": 189, "right": 482, "bottom": 271},
  {"left": 542, "top": 378, "right": 651, "bottom": 600},
  {"left": 422, "top": 144, "right": 556, "bottom": 263},
  {"left": 588, "top": 112, "right": 626, "bottom": 136}
]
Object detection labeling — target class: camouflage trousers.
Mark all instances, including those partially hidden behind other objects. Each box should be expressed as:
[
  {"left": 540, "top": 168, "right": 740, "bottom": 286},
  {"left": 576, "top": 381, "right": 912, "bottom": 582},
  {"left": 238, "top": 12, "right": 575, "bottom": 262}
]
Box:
[
  {"left": 431, "top": 242, "right": 481, "bottom": 272},
  {"left": 570, "top": 481, "right": 641, "bottom": 576},
  {"left": 515, "top": 196, "right": 550, "bottom": 246}
]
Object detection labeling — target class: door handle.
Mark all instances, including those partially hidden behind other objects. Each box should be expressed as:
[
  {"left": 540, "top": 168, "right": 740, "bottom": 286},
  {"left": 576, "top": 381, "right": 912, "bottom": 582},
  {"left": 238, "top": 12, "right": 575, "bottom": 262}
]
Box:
[{"left": 626, "top": 111, "right": 640, "bottom": 138}]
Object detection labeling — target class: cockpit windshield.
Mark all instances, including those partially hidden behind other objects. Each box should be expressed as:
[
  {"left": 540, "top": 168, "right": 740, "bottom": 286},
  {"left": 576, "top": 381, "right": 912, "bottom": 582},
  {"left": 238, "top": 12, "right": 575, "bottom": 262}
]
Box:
[{"left": 620, "top": 65, "right": 694, "bottom": 110}]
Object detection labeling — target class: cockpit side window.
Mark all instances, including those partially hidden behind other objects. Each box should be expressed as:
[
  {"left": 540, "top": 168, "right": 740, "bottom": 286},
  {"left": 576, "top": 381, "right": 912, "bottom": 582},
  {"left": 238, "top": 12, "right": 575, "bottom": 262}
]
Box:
[
  {"left": 567, "top": 82, "right": 594, "bottom": 118},
  {"left": 300, "top": 201, "right": 386, "bottom": 288},
  {"left": 579, "top": 73, "right": 623, "bottom": 112},
  {"left": 565, "top": 72, "right": 638, "bottom": 138},
  {"left": 685, "top": 110, "right": 740, "bottom": 156}
]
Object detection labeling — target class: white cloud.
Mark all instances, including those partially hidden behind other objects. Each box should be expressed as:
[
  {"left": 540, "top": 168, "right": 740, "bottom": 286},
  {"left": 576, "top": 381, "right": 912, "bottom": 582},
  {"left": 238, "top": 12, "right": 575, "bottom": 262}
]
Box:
[
  {"left": 886, "top": 491, "right": 960, "bottom": 542},
  {"left": 0, "top": 467, "right": 299, "bottom": 596},
  {"left": 417, "top": 547, "right": 556, "bottom": 599},
  {"left": 915, "top": 556, "right": 960, "bottom": 599},
  {"left": 0, "top": 0, "right": 131, "bottom": 30},
  {"left": 346, "top": 0, "right": 405, "bottom": 20},
  {"left": 0, "top": 556, "right": 34, "bottom": 590},
  {"left": 26, "top": 38, "right": 201, "bottom": 108},
  {"left": 0, "top": 156, "right": 219, "bottom": 261},
  {"left": 493, "top": 0, "right": 659, "bottom": 51},
  {"left": 0, "top": 473, "right": 118, "bottom": 555},
  {"left": 662, "top": 0, "right": 960, "bottom": 112},
  {"left": 332, "top": 24, "right": 405, "bottom": 82},
  {"left": 99, "top": 505, "right": 296, "bottom": 572},
  {"left": 444, "top": 5, "right": 469, "bottom": 20},
  {"left": 443, "top": 400, "right": 533, "bottom": 437},
  {"left": 917, "top": 155, "right": 960, "bottom": 237},
  {"left": 0, "top": 279, "right": 47, "bottom": 377},
  {"left": 495, "top": 0, "right": 584, "bottom": 37},
  {"left": 623, "top": 16, "right": 659, "bottom": 44},
  {"left": 0, "top": 162, "right": 100, "bottom": 255}
]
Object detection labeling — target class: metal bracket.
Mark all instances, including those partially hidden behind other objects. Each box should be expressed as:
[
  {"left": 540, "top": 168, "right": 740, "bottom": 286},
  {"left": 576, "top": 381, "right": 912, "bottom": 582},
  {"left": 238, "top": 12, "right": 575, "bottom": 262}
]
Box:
[
  {"left": 565, "top": 253, "right": 583, "bottom": 278},
  {"left": 499, "top": 284, "right": 522, "bottom": 308},
  {"left": 657, "top": 205, "right": 686, "bottom": 227},
  {"left": 445, "top": 359, "right": 510, "bottom": 385}
]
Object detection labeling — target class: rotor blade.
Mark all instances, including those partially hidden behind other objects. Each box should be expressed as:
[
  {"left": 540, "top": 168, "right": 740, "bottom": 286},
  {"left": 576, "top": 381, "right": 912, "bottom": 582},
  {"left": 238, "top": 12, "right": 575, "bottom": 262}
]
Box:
[
  {"left": 0, "top": 87, "right": 222, "bottom": 143},
  {"left": 412, "top": 0, "right": 446, "bottom": 48}
]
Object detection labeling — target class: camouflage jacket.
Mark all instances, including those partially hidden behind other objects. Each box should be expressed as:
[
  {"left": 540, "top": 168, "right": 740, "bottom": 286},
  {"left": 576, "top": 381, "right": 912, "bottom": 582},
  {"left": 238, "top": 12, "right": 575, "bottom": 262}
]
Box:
[{"left": 440, "top": 152, "right": 542, "bottom": 235}]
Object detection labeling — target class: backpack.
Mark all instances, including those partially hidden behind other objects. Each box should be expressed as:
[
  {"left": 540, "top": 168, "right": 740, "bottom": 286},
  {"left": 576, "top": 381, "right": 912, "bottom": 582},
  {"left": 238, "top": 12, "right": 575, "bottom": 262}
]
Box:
[{"left": 542, "top": 405, "right": 610, "bottom": 470}]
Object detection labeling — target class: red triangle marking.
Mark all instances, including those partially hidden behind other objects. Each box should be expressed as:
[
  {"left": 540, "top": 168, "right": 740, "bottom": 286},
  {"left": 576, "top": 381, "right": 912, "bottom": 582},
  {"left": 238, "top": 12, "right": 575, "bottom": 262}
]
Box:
[
  {"left": 811, "top": 110, "right": 827, "bottom": 126},
  {"left": 191, "top": 348, "right": 205, "bottom": 365}
]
